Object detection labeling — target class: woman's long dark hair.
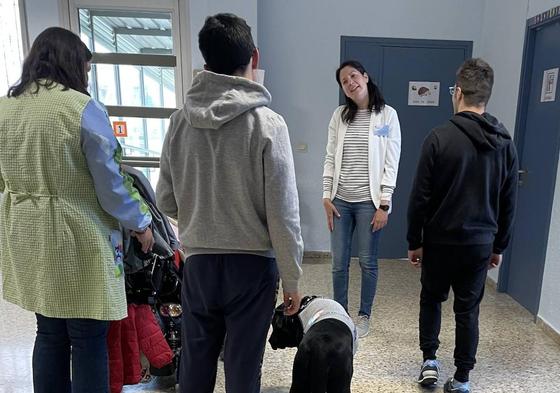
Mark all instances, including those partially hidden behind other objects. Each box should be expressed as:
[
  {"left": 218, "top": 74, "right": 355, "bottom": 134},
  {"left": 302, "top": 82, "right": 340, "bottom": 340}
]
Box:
[
  {"left": 8, "top": 27, "right": 92, "bottom": 97},
  {"left": 335, "top": 60, "right": 385, "bottom": 124}
]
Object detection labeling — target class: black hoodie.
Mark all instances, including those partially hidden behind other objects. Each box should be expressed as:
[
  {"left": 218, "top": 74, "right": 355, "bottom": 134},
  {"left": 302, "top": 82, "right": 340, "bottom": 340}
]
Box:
[{"left": 407, "top": 111, "right": 518, "bottom": 253}]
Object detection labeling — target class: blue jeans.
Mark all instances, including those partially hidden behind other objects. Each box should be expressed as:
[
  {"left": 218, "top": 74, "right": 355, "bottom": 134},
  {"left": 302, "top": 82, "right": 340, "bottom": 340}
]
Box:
[
  {"left": 33, "top": 314, "right": 110, "bottom": 393},
  {"left": 331, "top": 198, "right": 381, "bottom": 317}
]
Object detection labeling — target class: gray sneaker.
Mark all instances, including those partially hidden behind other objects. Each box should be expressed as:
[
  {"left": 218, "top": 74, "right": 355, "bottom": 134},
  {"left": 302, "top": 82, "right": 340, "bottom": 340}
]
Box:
[
  {"left": 443, "top": 378, "right": 471, "bottom": 393},
  {"left": 356, "top": 314, "right": 370, "bottom": 338},
  {"left": 417, "top": 359, "right": 440, "bottom": 387}
]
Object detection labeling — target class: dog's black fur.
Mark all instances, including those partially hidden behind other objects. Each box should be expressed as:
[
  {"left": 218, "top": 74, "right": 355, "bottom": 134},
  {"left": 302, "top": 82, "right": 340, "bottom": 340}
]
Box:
[
  {"left": 290, "top": 318, "right": 353, "bottom": 393},
  {"left": 269, "top": 298, "right": 354, "bottom": 393}
]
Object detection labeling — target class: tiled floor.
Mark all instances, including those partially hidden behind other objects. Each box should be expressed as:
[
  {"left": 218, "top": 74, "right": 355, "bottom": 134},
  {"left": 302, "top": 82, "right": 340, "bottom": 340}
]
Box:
[{"left": 1, "top": 258, "right": 559, "bottom": 393}]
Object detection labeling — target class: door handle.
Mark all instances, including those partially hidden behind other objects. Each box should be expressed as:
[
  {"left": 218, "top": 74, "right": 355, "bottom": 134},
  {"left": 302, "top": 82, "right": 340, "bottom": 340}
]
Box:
[{"left": 518, "top": 169, "right": 528, "bottom": 186}]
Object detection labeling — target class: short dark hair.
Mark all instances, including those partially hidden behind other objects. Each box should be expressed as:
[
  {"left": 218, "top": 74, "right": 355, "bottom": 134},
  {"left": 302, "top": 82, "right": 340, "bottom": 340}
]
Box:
[
  {"left": 198, "top": 13, "right": 256, "bottom": 76},
  {"left": 455, "top": 58, "right": 494, "bottom": 107},
  {"left": 336, "top": 60, "right": 386, "bottom": 124},
  {"left": 8, "top": 27, "right": 92, "bottom": 97}
]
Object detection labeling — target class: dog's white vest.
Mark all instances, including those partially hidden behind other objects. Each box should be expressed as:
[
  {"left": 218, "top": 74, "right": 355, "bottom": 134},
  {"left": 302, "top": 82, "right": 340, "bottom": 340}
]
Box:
[{"left": 298, "top": 298, "right": 358, "bottom": 354}]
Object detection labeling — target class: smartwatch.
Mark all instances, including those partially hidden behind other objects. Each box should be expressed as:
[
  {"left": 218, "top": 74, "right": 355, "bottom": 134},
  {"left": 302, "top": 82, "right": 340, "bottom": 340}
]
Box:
[{"left": 379, "top": 204, "right": 390, "bottom": 212}]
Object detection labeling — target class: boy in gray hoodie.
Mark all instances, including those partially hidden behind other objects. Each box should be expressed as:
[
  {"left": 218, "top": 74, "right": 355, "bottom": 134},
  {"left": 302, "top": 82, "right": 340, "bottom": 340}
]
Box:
[{"left": 156, "top": 13, "right": 303, "bottom": 393}]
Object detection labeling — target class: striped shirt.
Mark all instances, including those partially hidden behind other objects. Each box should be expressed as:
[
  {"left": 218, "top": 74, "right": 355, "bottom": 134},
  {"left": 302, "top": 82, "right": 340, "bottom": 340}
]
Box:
[
  {"left": 323, "top": 110, "right": 395, "bottom": 203},
  {"left": 333, "top": 110, "right": 372, "bottom": 202}
]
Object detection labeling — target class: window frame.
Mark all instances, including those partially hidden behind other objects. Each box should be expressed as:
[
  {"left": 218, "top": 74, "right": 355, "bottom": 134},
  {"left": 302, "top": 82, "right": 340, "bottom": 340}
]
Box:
[
  {"left": 59, "top": 0, "right": 191, "bottom": 168},
  {"left": 17, "top": 0, "right": 31, "bottom": 54}
]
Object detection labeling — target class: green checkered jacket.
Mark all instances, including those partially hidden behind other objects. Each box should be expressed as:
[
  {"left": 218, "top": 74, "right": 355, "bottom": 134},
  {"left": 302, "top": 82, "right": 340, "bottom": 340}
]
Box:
[{"left": 0, "top": 85, "right": 132, "bottom": 320}]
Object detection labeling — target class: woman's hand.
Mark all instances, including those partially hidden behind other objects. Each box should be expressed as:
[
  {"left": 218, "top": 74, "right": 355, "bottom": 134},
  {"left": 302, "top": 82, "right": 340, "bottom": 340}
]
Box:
[
  {"left": 323, "top": 198, "right": 340, "bottom": 232},
  {"left": 132, "top": 227, "right": 155, "bottom": 253},
  {"left": 371, "top": 209, "right": 388, "bottom": 232}
]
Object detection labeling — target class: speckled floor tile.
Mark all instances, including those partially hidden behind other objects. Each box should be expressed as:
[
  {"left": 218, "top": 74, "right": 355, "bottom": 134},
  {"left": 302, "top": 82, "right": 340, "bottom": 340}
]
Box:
[{"left": 2, "top": 259, "right": 559, "bottom": 393}]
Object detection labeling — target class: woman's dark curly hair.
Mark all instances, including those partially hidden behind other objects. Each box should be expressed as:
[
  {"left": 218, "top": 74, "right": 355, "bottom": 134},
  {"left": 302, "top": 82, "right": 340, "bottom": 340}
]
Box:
[{"left": 8, "top": 27, "right": 92, "bottom": 97}]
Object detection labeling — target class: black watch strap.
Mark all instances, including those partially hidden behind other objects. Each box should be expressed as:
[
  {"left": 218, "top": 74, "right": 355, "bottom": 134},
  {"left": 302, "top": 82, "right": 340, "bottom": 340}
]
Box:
[{"left": 379, "top": 204, "right": 390, "bottom": 212}]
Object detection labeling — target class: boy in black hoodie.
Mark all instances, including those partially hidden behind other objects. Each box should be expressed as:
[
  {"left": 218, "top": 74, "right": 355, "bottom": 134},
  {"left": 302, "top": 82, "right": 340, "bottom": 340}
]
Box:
[{"left": 407, "top": 58, "right": 518, "bottom": 393}]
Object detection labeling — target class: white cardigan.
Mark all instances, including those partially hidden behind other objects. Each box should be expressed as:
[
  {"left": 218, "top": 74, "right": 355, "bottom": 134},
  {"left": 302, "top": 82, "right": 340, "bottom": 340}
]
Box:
[{"left": 322, "top": 104, "right": 402, "bottom": 210}]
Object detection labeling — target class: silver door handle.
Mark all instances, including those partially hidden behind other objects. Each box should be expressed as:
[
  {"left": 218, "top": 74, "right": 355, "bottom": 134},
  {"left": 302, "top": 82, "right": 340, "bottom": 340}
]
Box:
[{"left": 518, "top": 169, "right": 528, "bottom": 186}]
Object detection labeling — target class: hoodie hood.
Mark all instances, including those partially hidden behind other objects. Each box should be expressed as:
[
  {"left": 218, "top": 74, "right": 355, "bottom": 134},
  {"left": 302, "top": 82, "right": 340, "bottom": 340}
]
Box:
[
  {"left": 450, "top": 111, "right": 512, "bottom": 151},
  {"left": 183, "top": 70, "right": 272, "bottom": 129}
]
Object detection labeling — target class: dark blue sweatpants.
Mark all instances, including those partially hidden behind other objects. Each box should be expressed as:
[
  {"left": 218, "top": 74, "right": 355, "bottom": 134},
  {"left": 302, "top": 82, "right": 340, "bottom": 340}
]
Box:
[{"left": 179, "top": 254, "right": 279, "bottom": 393}]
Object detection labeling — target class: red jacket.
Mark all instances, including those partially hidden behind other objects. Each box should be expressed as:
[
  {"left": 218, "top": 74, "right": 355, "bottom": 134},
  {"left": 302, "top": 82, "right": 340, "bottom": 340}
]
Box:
[{"left": 108, "top": 303, "right": 174, "bottom": 393}]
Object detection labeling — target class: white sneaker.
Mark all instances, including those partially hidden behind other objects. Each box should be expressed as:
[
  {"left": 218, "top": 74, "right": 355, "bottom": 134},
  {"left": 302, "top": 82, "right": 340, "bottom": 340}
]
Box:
[{"left": 356, "top": 314, "right": 370, "bottom": 338}]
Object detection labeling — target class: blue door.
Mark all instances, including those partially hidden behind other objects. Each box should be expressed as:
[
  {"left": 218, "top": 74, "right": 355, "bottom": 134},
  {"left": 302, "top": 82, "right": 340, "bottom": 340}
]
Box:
[
  {"left": 341, "top": 37, "right": 472, "bottom": 258},
  {"left": 501, "top": 17, "right": 560, "bottom": 315}
]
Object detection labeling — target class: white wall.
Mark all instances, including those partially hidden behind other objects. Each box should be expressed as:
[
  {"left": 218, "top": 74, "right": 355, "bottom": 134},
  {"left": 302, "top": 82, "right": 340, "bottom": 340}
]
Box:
[
  {"left": 258, "top": 0, "right": 486, "bottom": 252},
  {"left": 478, "top": 0, "right": 528, "bottom": 135},
  {"left": 529, "top": 0, "right": 560, "bottom": 14},
  {"left": 189, "top": 0, "right": 258, "bottom": 70},
  {"left": 23, "top": 0, "right": 61, "bottom": 43},
  {"left": 477, "top": 0, "right": 530, "bottom": 283}
]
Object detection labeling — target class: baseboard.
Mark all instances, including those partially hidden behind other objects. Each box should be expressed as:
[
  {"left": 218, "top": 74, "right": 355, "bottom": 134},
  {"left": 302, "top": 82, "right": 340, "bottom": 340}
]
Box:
[
  {"left": 303, "top": 251, "right": 330, "bottom": 259},
  {"left": 302, "top": 253, "right": 410, "bottom": 262},
  {"left": 536, "top": 317, "right": 560, "bottom": 347}
]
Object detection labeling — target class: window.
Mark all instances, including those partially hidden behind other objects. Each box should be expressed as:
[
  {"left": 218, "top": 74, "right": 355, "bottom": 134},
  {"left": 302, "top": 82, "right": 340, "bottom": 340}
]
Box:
[
  {"left": 66, "top": 0, "right": 190, "bottom": 187},
  {"left": 0, "top": 0, "right": 26, "bottom": 95}
]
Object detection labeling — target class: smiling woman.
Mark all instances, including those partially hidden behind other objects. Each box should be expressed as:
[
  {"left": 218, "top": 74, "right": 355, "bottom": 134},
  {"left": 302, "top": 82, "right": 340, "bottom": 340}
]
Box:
[
  {"left": 0, "top": 0, "right": 26, "bottom": 96},
  {"left": 322, "top": 59, "right": 402, "bottom": 339}
]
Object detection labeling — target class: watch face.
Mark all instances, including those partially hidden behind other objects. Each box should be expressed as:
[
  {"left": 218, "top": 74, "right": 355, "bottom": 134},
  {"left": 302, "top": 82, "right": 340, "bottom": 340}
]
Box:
[{"left": 379, "top": 205, "right": 389, "bottom": 211}]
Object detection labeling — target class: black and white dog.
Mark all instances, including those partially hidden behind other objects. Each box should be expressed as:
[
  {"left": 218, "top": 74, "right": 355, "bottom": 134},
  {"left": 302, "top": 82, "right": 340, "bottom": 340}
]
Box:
[{"left": 269, "top": 296, "right": 357, "bottom": 393}]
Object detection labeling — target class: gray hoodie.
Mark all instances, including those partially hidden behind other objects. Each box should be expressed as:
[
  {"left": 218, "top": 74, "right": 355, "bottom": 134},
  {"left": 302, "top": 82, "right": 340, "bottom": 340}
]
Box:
[{"left": 156, "top": 71, "right": 303, "bottom": 292}]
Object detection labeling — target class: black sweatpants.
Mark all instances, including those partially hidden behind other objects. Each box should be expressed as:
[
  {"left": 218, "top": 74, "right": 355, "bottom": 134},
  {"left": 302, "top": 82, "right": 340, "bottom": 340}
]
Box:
[
  {"left": 179, "top": 254, "right": 279, "bottom": 393},
  {"left": 419, "top": 243, "right": 492, "bottom": 382}
]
